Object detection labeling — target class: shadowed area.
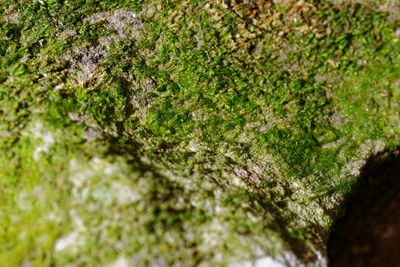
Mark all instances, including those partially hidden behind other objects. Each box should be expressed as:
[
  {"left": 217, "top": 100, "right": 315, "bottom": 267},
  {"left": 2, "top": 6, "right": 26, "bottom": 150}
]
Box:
[{"left": 328, "top": 151, "right": 400, "bottom": 267}]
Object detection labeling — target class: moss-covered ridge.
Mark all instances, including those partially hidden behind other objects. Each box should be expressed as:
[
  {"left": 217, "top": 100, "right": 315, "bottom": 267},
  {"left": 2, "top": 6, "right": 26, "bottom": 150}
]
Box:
[{"left": 1, "top": 0, "right": 400, "bottom": 266}]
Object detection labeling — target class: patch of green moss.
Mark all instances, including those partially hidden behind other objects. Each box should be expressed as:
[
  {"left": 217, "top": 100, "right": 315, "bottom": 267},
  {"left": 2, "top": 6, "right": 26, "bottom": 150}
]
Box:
[{"left": 1, "top": 0, "right": 400, "bottom": 266}]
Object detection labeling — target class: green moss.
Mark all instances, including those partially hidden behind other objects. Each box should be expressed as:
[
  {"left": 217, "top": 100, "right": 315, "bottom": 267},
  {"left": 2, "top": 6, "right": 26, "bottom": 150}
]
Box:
[{"left": 1, "top": 0, "right": 400, "bottom": 266}]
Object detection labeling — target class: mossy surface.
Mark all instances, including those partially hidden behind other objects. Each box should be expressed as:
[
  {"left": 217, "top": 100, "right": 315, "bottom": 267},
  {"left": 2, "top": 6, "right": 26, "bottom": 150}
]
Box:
[{"left": 1, "top": 0, "right": 400, "bottom": 266}]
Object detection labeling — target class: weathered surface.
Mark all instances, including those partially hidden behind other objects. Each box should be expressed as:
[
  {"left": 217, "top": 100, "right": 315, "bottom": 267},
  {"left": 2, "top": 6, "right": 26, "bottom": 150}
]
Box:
[{"left": 1, "top": 0, "right": 400, "bottom": 266}]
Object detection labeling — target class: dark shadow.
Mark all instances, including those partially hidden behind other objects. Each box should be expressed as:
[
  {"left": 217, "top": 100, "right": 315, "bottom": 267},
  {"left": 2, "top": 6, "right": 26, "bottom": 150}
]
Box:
[{"left": 328, "top": 150, "right": 400, "bottom": 267}]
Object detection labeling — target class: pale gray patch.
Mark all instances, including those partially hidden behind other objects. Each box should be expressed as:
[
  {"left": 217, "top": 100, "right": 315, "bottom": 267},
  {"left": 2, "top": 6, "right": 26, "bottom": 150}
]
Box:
[
  {"left": 194, "top": 34, "right": 204, "bottom": 50},
  {"left": 21, "top": 260, "right": 32, "bottom": 267},
  {"left": 0, "top": 131, "right": 11, "bottom": 137},
  {"left": 396, "top": 28, "right": 400, "bottom": 37},
  {"left": 277, "top": 43, "right": 302, "bottom": 73},
  {"left": 233, "top": 256, "right": 286, "bottom": 267},
  {"left": 4, "top": 12, "right": 20, "bottom": 24},
  {"left": 63, "top": 46, "right": 107, "bottom": 86},
  {"left": 60, "top": 28, "right": 77, "bottom": 39},
  {"left": 149, "top": 257, "right": 167, "bottom": 267},
  {"left": 108, "top": 257, "right": 130, "bottom": 267},
  {"left": 4, "top": 5, "right": 21, "bottom": 24},
  {"left": 83, "top": 127, "right": 102, "bottom": 141},
  {"left": 232, "top": 167, "right": 262, "bottom": 188},
  {"left": 329, "top": 111, "right": 349, "bottom": 129},
  {"left": 63, "top": 10, "right": 143, "bottom": 86},
  {"left": 68, "top": 112, "right": 101, "bottom": 141},
  {"left": 86, "top": 10, "right": 143, "bottom": 40}
]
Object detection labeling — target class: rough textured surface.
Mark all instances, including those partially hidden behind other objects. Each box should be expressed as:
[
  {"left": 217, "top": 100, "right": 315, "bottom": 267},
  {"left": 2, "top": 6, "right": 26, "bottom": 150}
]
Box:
[{"left": 1, "top": 0, "right": 400, "bottom": 266}]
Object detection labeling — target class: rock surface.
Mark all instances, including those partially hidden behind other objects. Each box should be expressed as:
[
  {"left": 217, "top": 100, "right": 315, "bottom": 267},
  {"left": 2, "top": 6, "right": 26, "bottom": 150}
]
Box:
[{"left": 1, "top": 0, "right": 400, "bottom": 266}]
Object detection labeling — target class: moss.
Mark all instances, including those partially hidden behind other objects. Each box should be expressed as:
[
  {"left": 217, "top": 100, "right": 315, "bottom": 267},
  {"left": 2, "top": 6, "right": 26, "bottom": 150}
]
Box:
[{"left": 1, "top": 0, "right": 400, "bottom": 266}]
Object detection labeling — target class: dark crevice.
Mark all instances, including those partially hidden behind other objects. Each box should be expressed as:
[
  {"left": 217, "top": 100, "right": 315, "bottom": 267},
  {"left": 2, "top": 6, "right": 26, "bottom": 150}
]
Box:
[{"left": 328, "top": 149, "right": 400, "bottom": 267}]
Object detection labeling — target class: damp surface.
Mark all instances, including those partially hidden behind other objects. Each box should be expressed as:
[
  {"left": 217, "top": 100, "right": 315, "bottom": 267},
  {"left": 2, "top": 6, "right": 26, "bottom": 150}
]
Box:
[{"left": 328, "top": 154, "right": 400, "bottom": 267}]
